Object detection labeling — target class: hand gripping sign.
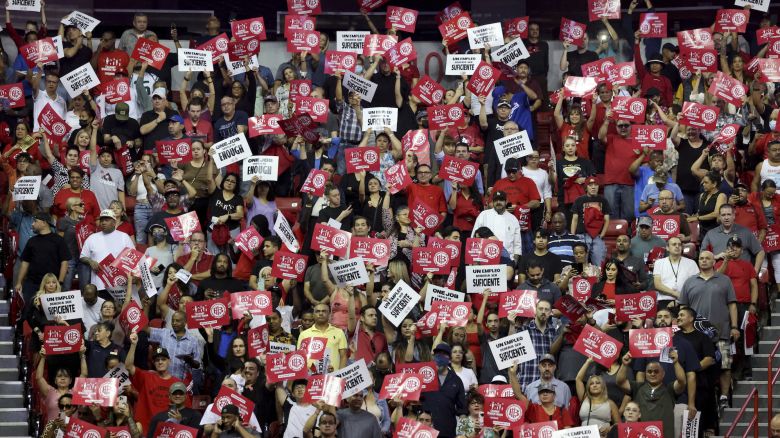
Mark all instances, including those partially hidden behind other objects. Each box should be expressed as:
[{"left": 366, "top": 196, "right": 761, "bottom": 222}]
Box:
[
  {"left": 386, "top": 6, "right": 418, "bottom": 33},
  {"left": 639, "top": 12, "right": 667, "bottom": 38},
  {"left": 680, "top": 101, "right": 720, "bottom": 131},
  {"left": 230, "top": 291, "right": 273, "bottom": 318},
  {"left": 438, "top": 12, "right": 474, "bottom": 46},
  {"left": 505, "top": 16, "right": 529, "bottom": 39},
  {"left": 379, "top": 373, "right": 424, "bottom": 401},
  {"left": 44, "top": 324, "right": 83, "bottom": 355},
  {"left": 311, "top": 223, "right": 352, "bottom": 257},
  {"left": 484, "top": 397, "right": 527, "bottom": 428},
  {"left": 131, "top": 37, "right": 170, "bottom": 70},
  {"left": 560, "top": 17, "right": 587, "bottom": 48}
]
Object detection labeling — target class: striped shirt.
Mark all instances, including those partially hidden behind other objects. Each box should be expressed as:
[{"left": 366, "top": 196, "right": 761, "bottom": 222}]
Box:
[
  {"left": 149, "top": 327, "right": 202, "bottom": 380},
  {"left": 547, "top": 231, "right": 582, "bottom": 266}
]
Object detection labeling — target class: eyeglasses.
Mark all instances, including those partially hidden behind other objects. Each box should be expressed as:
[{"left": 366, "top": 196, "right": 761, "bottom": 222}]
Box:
[
  {"left": 75, "top": 203, "right": 85, "bottom": 207},
  {"left": 59, "top": 404, "right": 73, "bottom": 409},
  {"left": 617, "top": 124, "right": 630, "bottom": 128}
]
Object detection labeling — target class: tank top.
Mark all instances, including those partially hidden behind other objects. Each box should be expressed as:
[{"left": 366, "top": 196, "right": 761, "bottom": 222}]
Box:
[
  {"left": 579, "top": 399, "right": 612, "bottom": 428},
  {"left": 760, "top": 159, "right": 780, "bottom": 188},
  {"left": 677, "top": 139, "right": 709, "bottom": 193}
]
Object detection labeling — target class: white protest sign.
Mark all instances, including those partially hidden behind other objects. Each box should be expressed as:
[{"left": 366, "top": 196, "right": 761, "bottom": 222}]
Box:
[
  {"left": 551, "top": 425, "right": 600, "bottom": 438},
  {"left": 60, "top": 63, "right": 99, "bottom": 98},
  {"left": 225, "top": 54, "right": 259, "bottom": 76},
  {"left": 269, "top": 342, "right": 296, "bottom": 354},
  {"left": 103, "top": 364, "right": 131, "bottom": 391},
  {"left": 682, "top": 410, "right": 701, "bottom": 437},
  {"left": 242, "top": 156, "right": 279, "bottom": 182},
  {"left": 466, "top": 265, "right": 508, "bottom": 293},
  {"left": 7, "top": 0, "right": 41, "bottom": 12},
  {"left": 337, "top": 31, "right": 370, "bottom": 54},
  {"left": 379, "top": 279, "right": 420, "bottom": 327},
  {"left": 274, "top": 212, "right": 300, "bottom": 252},
  {"left": 362, "top": 107, "right": 398, "bottom": 131},
  {"left": 178, "top": 49, "right": 214, "bottom": 72},
  {"left": 13, "top": 175, "right": 40, "bottom": 201},
  {"left": 61, "top": 11, "right": 100, "bottom": 34},
  {"left": 51, "top": 35, "right": 65, "bottom": 59},
  {"left": 41, "top": 291, "right": 84, "bottom": 321},
  {"left": 735, "top": 0, "right": 769, "bottom": 12},
  {"left": 467, "top": 23, "right": 504, "bottom": 50},
  {"left": 212, "top": 133, "right": 252, "bottom": 169},
  {"left": 342, "top": 70, "right": 377, "bottom": 103},
  {"left": 328, "top": 257, "right": 369, "bottom": 286},
  {"left": 174, "top": 269, "right": 192, "bottom": 284},
  {"left": 491, "top": 38, "right": 530, "bottom": 67},
  {"left": 488, "top": 330, "right": 537, "bottom": 370},
  {"left": 494, "top": 131, "right": 533, "bottom": 164},
  {"left": 138, "top": 256, "right": 157, "bottom": 297},
  {"left": 424, "top": 285, "right": 466, "bottom": 311},
  {"left": 329, "top": 358, "right": 373, "bottom": 398},
  {"left": 445, "top": 54, "right": 482, "bottom": 76}
]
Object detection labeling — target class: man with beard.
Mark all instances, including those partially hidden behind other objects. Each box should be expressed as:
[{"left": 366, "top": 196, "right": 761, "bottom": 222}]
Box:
[
  {"left": 514, "top": 300, "right": 564, "bottom": 391},
  {"left": 517, "top": 262, "right": 562, "bottom": 305},
  {"left": 524, "top": 354, "right": 571, "bottom": 408},
  {"left": 472, "top": 190, "right": 523, "bottom": 263},
  {"left": 478, "top": 311, "right": 509, "bottom": 384},
  {"left": 547, "top": 211, "right": 582, "bottom": 266},
  {"left": 15, "top": 212, "right": 69, "bottom": 301},
  {"left": 644, "top": 189, "right": 691, "bottom": 243},
  {"left": 613, "top": 234, "right": 649, "bottom": 290},
  {"left": 79, "top": 209, "right": 134, "bottom": 293},
  {"left": 196, "top": 253, "right": 245, "bottom": 300},
  {"left": 348, "top": 304, "right": 387, "bottom": 364},
  {"left": 632, "top": 309, "right": 700, "bottom": 438},
  {"left": 407, "top": 163, "right": 447, "bottom": 222},
  {"left": 421, "top": 344, "right": 467, "bottom": 438},
  {"left": 336, "top": 391, "right": 383, "bottom": 438},
  {"left": 730, "top": 184, "right": 761, "bottom": 232},
  {"left": 182, "top": 99, "right": 213, "bottom": 147},
  {"left": 518, "top": 229, "right": 563, "bottom": 284}
]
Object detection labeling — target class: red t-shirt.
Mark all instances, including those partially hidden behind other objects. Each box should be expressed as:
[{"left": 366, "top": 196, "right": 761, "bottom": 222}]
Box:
[
  {"left": 524, "top": 403, "right": 575, "bottom": 430},
  {"left": 184, "top": 117, "right": 214, "bottom": 144},
  {"left": 734, "top": 203, "right": 760, "bottom": 233},
  {"left": 560, "top": 124, "right": 590, "bottom": 159},
  {"left": 715, "top": 258, "right": 756, "bottom": 303},
  {"left": 407, "top": 183, "right": 447, "bottom": 213},
  {"left": 233, "top": 252, "right": 256, "bottom": 281},
  {"left": 493, "top": 176, "right": 541, "bottom": 209},
  {"left": 52, "top": 188, "right": 100, "bottom": 219},
  {"left": 130, "top": 369, "right": 187, "bottom": 427},
  {"left": 604, "top": 133, "right": 641, "bottom": 186},
  {"left": 117, "top": 221, "right": 135, "bottom": 237},
  {"left": 176, "top": 253, "right": 215, "bottom": 285},
  {"left": 452, "top": 192, "right": 481, "bottom": 232}
]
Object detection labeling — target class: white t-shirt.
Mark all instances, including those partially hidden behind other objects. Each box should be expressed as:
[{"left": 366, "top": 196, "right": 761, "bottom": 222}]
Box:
[
  {"left": 81, "top": 297, "right": 106, "bottom": 332},
  {"left": 33, "top": 91, "right": 67, "bottom": 132},
  {"left": 522, "top": 166, "right": 553, "bottom": 200},
  {"left": 79, "top": 230, "right": 135, "bottom": 290},
  {"left": 200, "top": 402, "right": 262, "bottom": 430},
  {"left": 652, "top": 256, "right": 700, "bottom": 302},
  {"left": 283, "top": 402, "right": 317, "bottom": 438},
  {"left": 454, "top": 367, "right": 478, "bottom": 392}
]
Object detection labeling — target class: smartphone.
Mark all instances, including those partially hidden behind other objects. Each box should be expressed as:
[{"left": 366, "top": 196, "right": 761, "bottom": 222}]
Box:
[
  {"left": 573, "top": 263, "right": 583, "bottom": 274},
  {"left": 506, "top": 202, "right": 513, "bottom": 209},
  {"left": 118, "top": 395, "right": 127, "bottom": 405}
]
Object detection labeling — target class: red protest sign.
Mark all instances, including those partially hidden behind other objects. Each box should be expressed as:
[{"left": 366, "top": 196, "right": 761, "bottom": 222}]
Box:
[
  {"left": 384, "top": 38, "right": 417, "bottom": 69},
  {"left": 299, "top": 336, "right": 328, "bottom": 361},
  {"left": 76, "top": 219, "right": 96, "bottom": 249},
  {"left": 228, "top": 38, "right": 261, "bottom": 59},
  {"left": 628, "top": 327, "right": 673, "bottom": 358},
  {"left": 295, "top": 96, "right": 329, "bottom": 123},
  {"left": 708, "top": 71, "right": 747, "bottom": 107},
  {"left": 429, "top": 237, "right": 461, "bottom": 268},
  {"left": 164, "top": 211, "right": 202, "bottom": 242},
  {"left": 72, "top": 377, "right": 119, "bottom": 407},
  {"left": 131, "top": 37, "right": 170, "bottom": 70},
  {"left": 573, "top": 324, "right": 623, "bottom": 367},
  {"left": 436, "top": 2, "right": 464, "bottom": 24},
  {"left": 484, "top": 397, "right": 527, "bottom": 428},
  {"left": 358, "top": 0, "right": 390, "bottom": 11},
  {"left": 438, "top": 12, "right": 474, "bottom": 46},
  {"left": 411, "top": 75, "right": 446, "bottom": 106},
  {"left": 37, "top": 103, "right": 71, "bottom": 142},
  {"left": 249, "top": 114, "right": 284, "bottom": 137},
  {"left": 682, "top": 48, "right": 718, "bottom": 73},
  {"left": 210, "top": 386, "right": 255, "bottom": 423},
  {"left": 44, "top": 324, "right": 82, "bottom": 355},
  {"left": 396, "top": 362, "right": 439, "bottom": 392},
  {"left": 428, "top": 104, "right": 466, "bottom": 130},
  {"left": 677, "top": 28, "right": 714, "bottom": 51},
  {"left": 110, "top": 247, "right": 144, "bottom": 276},
  {"left": 0, "top": 83, "right": 25, "bottom": 108},
  {"left": 764, "top": 225, "right": 780, "bottom": 253},
  {"left": 618, "top": 421, "right": 664, "bottom": 438},
  {"left": 311, "top": 223, "right": 352, "bottom": 257},
  {"left": 611, "top": 97, "right": 647, "bottom": 123},
  {"left": 505, "top": 16, "right": 529, "bottom": 39},
  {"left": 272, "top": 251, "right": 309, "bottom": 281},
  {"left": 671, "top": 55, "right": 693, "bottom": 80},
  {"left": 715, "top": 9, "right": 749, "bottom": 33},
  {"left": 713, "top": 123, "right": 740, "bottom": 146},
  {"left": 581, "top": 57, "right": 616, "bottom": 84},
  {"left": 234, "top": 227, "right": 264, "bottom": 259},
  {"left": 555, "top": 295, "right": 587, "bottom": 321},
  {"left": 615, "top": 291, "right": 657, "bottom": 322},
  {"left": 384, "top": 162, "right": 413, "bottom": 194},
  {"left": 287, "top": 0, "right": 322, "bottom": 14},
  {"left": 350, "top": 237, "right": 390, "bottom": 266},
  {"left": 478, "top": 384, "right": 515, "bottom": 398},
  {"left": 380, "top": 373, "right": 424, "bottom": 401},
  {"left": 284, "top": 15, "right": 317, "bottom": 37},
  {"left": 97, "top": 254, "right": 127, "bottom": 289},
  {"left": 20, "top": 37, "right": 57, "bottom": 68},
  {"left": 231, "top": 17, "right": 267, "bottom": 41},
  {"left": 386, "top": 6, "right": 418, "bottom": 33},
  {"left": 395, "top": 417, "right": 440, "bottom": 438},
  {"left": 247, "top": 324, "right": 269, "bottom": 357},
  {"left": 345, "top": 147, "right": 381, "bottom": 173},
  {"left": 65, "top": 418, "right": 108, "bottom": 438},
  {"left": 571, "top": 276, "right": 596, "bottom": 302},
  {"left": 289, "top": 79, "right": 313, "bottom": 102},
  {"left": 410, "top": 200, "right": 441, "bottom": 235},
  {"left": 467, "top": 61, "right": 500, "bottom": 98},
  {"left": 516, "top": 422, "right": 559, "bottom": 437},
  {"left": 106, "top": 426, "right": 131, "bottom": 438},
  {"left": 412, "top": 247, "right": 451, "bottom": 274},
  {"left": 119, "top": 301, "right": 148, "bottom": 334},
  {"left": 465, "top": 238, "right": 502, "bottom": 264},
  {"left": 102, "top": 78, "right": 130, "bottom": 104},
  {"left": 185, "top": 297, "right": 231, "bottom": 329},
  {"left": 287, "top": 30, "right": 320, "bottom": 54},
  {"left": 650, "top": 214, "right": 682, "bottom": 240},
  {"left": 156, "top": 138, "right": 193, "bottom": 165},
  {"left": 153, "top": 422, "right": 198, "bottom": 438},
  {"left": 681, "top": 101, "right": 719, "bottom": 131},
  {"left": 631, "top": 125, "right": 667, "bottom": 150},
  {"left": 498, "top": 290, "right": 537, "bottom": 318},
  {"left": 639, "top": 13, "right": 667, "bottom": 38},
  {"left": 438, "top": 155, "right": 478, "bottom": 185},
  {"left": 324, "top": 51, "right": 357, "bottom": 74},
  {"left": 758, "top": 26, "right": 780, "bottom": 45},
  {"left": 301, "top": 375, "right": 345, "bottom": 406},
  {"left": 588, "top": 0, "right": 620, "bottom": 21},
  {"left": 266, "top": 350, "right": 309, "bottom": 383},
  {"left": 300, "top": 168, "right": 329, "bottom": 197},
  {"left": 560, "top": 17, "right": 587, "bottom": 48},
  {"left": 363, "top": 34, "right": 398, "bottom": 57},
  {"left": 196, "top": 33, "right": 229, "bottom": 63},
  {"left": 563, "top": 76, "right": 598, "bottom": 98},
  {"left": 758, "top": 58, "right": 780, "bottom": 82},
  {"left": 230, "top": 291, "right": 273, "bottom": 318}
]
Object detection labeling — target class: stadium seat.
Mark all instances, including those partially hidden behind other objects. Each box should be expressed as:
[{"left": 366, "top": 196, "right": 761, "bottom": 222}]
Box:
[
  {"left": 688, "top": 220, "right": 699, "bottom": 246},
  {"left": 603, "top": 219, "right": 629, "bottom": 255},
  {"left": 276, "top": 197, "right": 302, "bottom": 224},
  {"left": 682, "top": 243, "right": 697, "bottom": 259}
]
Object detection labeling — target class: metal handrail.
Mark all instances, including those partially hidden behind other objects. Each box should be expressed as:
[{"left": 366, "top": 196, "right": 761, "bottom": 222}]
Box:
[
  {"left": 725, "top": 387, "right": 759, "bottom": 438},
  {"left": 769, "top": 336, "right": 780, "bottom": 436}
]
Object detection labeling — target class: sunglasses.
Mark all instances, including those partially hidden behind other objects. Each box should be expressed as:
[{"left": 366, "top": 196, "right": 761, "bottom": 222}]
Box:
[{"left": 59, "top": 404, "right": 73, "bottom": 409}]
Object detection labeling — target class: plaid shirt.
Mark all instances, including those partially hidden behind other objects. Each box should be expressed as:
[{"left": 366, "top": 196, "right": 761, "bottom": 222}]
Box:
[
  {"left": 337, "top": 101, "right": 362, "bottom": 144},
  {"left": 149, "top": 327, "right": 201, "bottom": 379},
  {"left": 516, "top": 319, "right": 559, "bottom": 392}
]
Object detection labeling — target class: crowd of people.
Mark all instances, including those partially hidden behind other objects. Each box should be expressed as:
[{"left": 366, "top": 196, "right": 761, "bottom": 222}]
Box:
[{"left": 9, "top": 0, "right": 780, "bottom": 437}]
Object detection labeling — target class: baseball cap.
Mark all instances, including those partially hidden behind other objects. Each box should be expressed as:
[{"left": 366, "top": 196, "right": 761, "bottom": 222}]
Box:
[
  {"left": 637, "top": 216, "right": 653, "bottom": 228},
  {"left": 416, "top": 109, "right": 428, "bottom": 120},
  {"left": 15, "top": 152, "right": 32, "bottom": 163},
  {"left": 164, "top": 185, "right": 181, "bottom": 195},
  {"left": 585, "top": 176, "right": 598, "bottom": 186},
  {"left": 728, "top": 235, "right": 743, "bottom": 247},
  {"left": 33, "top": 213, "right": 54, "bottom": 226},
  {"left": 98, "top": 209, "right": 116, "bottom": 221},
  {"left": 491, "top": 375, "right": 508, "bottom": 384},
  {"left": 152, "top": 87, "right": 167, "bottom": 99},
  {"left": 539, "top": 353, "right": 556, "bottom": 364},
  {"left": 221, "top": 404, "right": 240, "bottom": 416},
  {"left": 504, "top": 157, "right": 520, "bottom": 172},
  {"left": 152, "top": 347, "right": 170, "bottom": 359},
  {"left": 433, "top": 343, "right": 452, "bottom": 356},
  {"left": 169, "top": 382, "right": 187, "bottom": 394},
  {"left": 497, "top": 100, "right": 512, "bottom": 109},
  {"left": 493, "top": 190, "right": 508, "bottom": 201},
  {"left": 115, "top": 102, "right": 130, "bottom": 121},
  {"left": 662, "top": 42, "right": 679, "bottom": 53},
  {"left": 149, "top": 223, "right": 167, "bottom": 231},
  {"left": 537, "top": 382, "right": 555, "bottom": 393},
  {"left": 169, "top": 114, "right": 185, "bottom": 124},
  {"left": 264, "top": 95, "right": 278, "bottom": 102}
]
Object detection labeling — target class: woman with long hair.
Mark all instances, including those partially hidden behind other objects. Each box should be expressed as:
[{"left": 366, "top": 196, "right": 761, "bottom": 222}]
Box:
[
  {"left": 36, "top": 347, "right": 87, "bottom": 424},
  {"left": 208, "top": 172, "right": 244, "bottom": 254},
  {"left": 450, "top": 343, "right": 478, "bottom": 392},
  {"left": 110, "top": 200, "right": 135, "bottom": 243},
  {"left": 391, "top": 317, "right": 432, "bottom": 365},
  {"left": 275, "top": 66, "right": 298, "bottom": 118},
  {"left": 204, "top": 330, "right": 247, "bottom": 376},
  {"left": 576, "top": 358, "right": 620, "bottom": 437},
  {"left": 387, "top": 205, "right": 425, "bottom": 265},
  {"left": 552, "top": 136, "right": 596, "bottom": 217},
  {"left": 358, "top": 174, "right": 391, "bottom": 235},
  {"left": 449, "top": 181, "right": 482, "bottom": 236},
  {"left": 592, "top": 259, "right": 639, "bottom": 304},
  {"left": 3, "top": 122, "right": 42, "bottom": 164},
  {"left": 752, "top": 179, "right": 780, "bottom": 284},
  {"left": 555, "top": 91, "right": 591, "bottom": 159},
  {"left": 127, "top": 153, "right": 158, "bottom": 245},
  {"left": 40, "top": 138, "right": 90, "bottom": 195},
  {"left": 244, "top": 178, "right": 277, "bottom": 229},
  {"left": 95, "top": 398, "right": 143, "bottom": 437},
  {"left": 688, "top": 171, "right": 727, "bottom": 243},
  {"left": 179, "top": 140, "right": 216, "bottom": 228}
]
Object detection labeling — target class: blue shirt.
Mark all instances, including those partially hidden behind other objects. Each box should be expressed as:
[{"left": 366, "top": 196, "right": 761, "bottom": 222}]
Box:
[
  {"left": 10, "top": 211, "right": 35, "bottom": 256},
  {"left": 149, "top": 327, "right": 202, "bottom": 380},
  {"left": 640, "top": 182, "right": 684, "bottom": 216}
]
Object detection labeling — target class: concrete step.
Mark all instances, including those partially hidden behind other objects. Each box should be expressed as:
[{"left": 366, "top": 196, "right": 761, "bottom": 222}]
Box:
[
  {"left": 718, "top": 423, "right": 767, "bottom": 437},
  {"left": 0, "top": 408, "right": 30, "bottom": 422},
  {"left": 759, "top": 325, "right": 780, "bottom": 339},
  {"left": 733, "top": 381, "right": 780, "bottom": 395},
  {"left": 721, "top": 406, "right": 773, "bottom": 423},
  {"left": 0, "top": 368, "right": 19, "bottom": 381},
  {"left": 0, "top": 423, "right": 29, "bottom": 436},
  {"left": 0, "top": 327, "right": 13, "bottom": 342},
  {"left": 0, "top": 395, "right": 24, "bottom": 408},
  {"left": 0, "top": 342, "right": 14, "bottom": 356},
  {"left": 0, "top": 382, "right": 23, "bottom": 396},
  {"left": 0, "top": 356, "right": 19, "bottom": 369}
]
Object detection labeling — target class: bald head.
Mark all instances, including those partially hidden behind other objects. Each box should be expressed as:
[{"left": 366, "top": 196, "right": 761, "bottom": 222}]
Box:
[{"left": 772, "top": 413, "right": 780, "bottom": 438}]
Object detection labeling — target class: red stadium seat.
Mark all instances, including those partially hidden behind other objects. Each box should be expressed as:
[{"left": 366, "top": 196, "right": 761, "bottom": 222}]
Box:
[
  {"left": 603, "top": 219, "right": 629, "bottom": 255},
  {"left": 688, "top": 220, "right": 699, "bottom": 246},
  {"left": 276, "top": 197, "right": 302, "bottom": 224},
  {"left": 682, "top": 243, "right": 697, "bottom": 259}
]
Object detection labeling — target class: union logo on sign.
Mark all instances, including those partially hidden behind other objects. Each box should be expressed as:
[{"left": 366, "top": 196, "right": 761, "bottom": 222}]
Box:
[
  {"left": 312, "top": 174, "right": 326, "bottom": 187},
  {"left": 9, "top": 87, "right": 22, "bottom": 101},
  {"left": 505, "top": 404, "right": 523, "bottom": 421},
  {"left": 457, "top": 17, "right": 471, "bottom": 29},
  {"left": 216, "top": 38, "right": 228, "bottom": 51},
  {"left": 84, "top": 431, "right": 102, "bottom": 438},
  {"left": 177, "top": 142, "right": 190, "bottom": 155},
  {"left": 478, "top": 65, "right": 493, "bottom": 80},
  {"left": 600, "top": 341, "right": 617, "bottom": 357},
  {"left": 639, "top": 295, "right": 655, "bottom": 311},
  {"left": 372, "top": 243, "right": 388, "bottom": 258},
  {"left": 289, "top": 354, "right": 305, "bottom": 371},
  {"left": 448, "top": 107, "right": 462, "bottom": 120},
  {"left": 662, "top": 218, "right": 677, "bottom": 234},
  {"left": 53, "top": 122, "right": 66, "bottom": 136},
  {"left": 295, "top": 259, "right": 307, "bottom": 273},
  {"left": 364, "top": 150, "right": 378, "bottom": 163},
  {"left": 210, "top": 303, "right": 227, "bottom": 318},
  {"left": 127, "top": 307, "right": 141, "bottom": 323},
  {"left": 516, "top": 20, "right": 527, "bottom": 32},
  {"left": 250, "top": 21, "right": 263, "bottom": 34},
  {"left": 342, "top": 56, "right": 355, "bottom": 68},
  {"left": 654, "top": 331, "right": 671, "bottom": 347},
  {"left": 620, "top": 65, "right": 633, "bottom": 78},
  {"left": 425, "top": 214, "right": 438, "bottom": 228},
  {"left": 702, "top": 109, "right": 717, "bottom": 123},
  {"left": 151, "top": 48, "right": 166, "bottom": 61},
  {"left": 404, "top": 376, "right": 421, "bottom": 391},
  {"left": 248, "top": 40, "right": 259, "bottom": 52},
  {"left": 419, "top": 365, "right": 435, "bottom": 382},
  {"left": 702, "top": 52, "right": 716, "bottom": 66},
  {"left": 538, "top": 426, "right": 556, "bottom": 438},
  {"left": 575, "top": 279, "right": 590, "bottom": 293},
  {"left": 254, "top": 294, "right": 270, "bottom": 309},
  {"left": 248, "top": 236, "right": 260, "bottom": 249},
  {"left": 651, "top": 128, "right": 665, "bottom": 143},
  {"left": 462, "top": 165, "right": 476, "bottom": 178},
  {"left": 732, "top": 84, "right": 745, "bottom": 97},
  {"left": 732, "top": 13, "right": 746, "bottom": 26},
  {"left": 630, "top": 101, "right": 645, "bottom": 115},
  {"left": 399, "top": 43, "right": 413, "bottom": 56},
  {"left": 432, "top": 90, "right": 443, "bottom": 103},
  {"left": 64, "top": 329, "right": 80, "bottom": 345},
  {"left": 313, "top": 102, "right": 327, "bottom": 115},
  {"left": 485, "top": 243, "right": 500, "bottom": 258},
  {"left": 402, "top": 12, "right": 415, "bottom": 25},
  {"left": 570, "top": 26, "right": 583, "bottom": 38},
  {"left": 333, "top": 234, "right": 347, "bottom": 248},
  {"left": 99, "top": 381, "right": 114, "bottom": 397}
]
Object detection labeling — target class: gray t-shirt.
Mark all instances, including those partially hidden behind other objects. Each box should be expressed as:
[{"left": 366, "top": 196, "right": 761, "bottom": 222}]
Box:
[
  {"left": 679, "top": 272, "right": 737, "bottom": 339},
  {"left": 630, "top": 235, "right": 667, "bottom": 261},
  {"left": 336, "top": 408, "right": 382, "bottom": 438},
  {"left": 304, "top": 263, "right": 334, "bottom": 302},
  {"left": 89, "top": 163, "right": 125, "bottom": 210},
  {"left": 701, "top": 224, "right": 763, "bottom": 262}
]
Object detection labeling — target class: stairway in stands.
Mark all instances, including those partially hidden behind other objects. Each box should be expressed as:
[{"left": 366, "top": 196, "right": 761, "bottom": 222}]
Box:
[
  {"left": 0, "top": 298, "right": 30, "bottom": 438},
  {"left": 719, "top": 296, "right": 780, "bottom": 437}
]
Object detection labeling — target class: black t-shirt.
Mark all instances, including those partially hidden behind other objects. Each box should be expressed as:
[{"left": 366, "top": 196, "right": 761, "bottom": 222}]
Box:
[
  {"left": 570, "top": 194, "right": 611, "bottom": 234},
  {"left": 195, "top": 276, "right": 245, "bottom": 301},
  {"left": 675, "top": 328, "right": 718, "bottom": 387},
  {"left": 318, "top": 205, "right": 353, "bottom": 231},
  {"left": 483, "top": 115, "right": 510, "bottom": 187},
  {"left": 369, "top": 71, "right": 407, "bottom": 108},
  {"left": 566, "top": 50, "right": 599, "bottom": 76},
  {"left": 556, "top": 157, "right": 596, "bottom": 202},
  {"left": 519, "top": 251, "right": 563, "bottom": 282},
  {"left": 209, "top": 191, "right": 243, "bottom": 230},
  {"left": 524, "top": 40, "right": 550, "bottom": 76},
  {"left": 140, "top": 108, "right": 177, "bottom": 151},
  {"left": 59, "top": 42, "right": 93, "bottom": 76},
  {"left": 102, "top": 115, "right": 141, "bottom": 145},
  {"left": 676, "top": 139, "right": 711, "bottom": 193},
  {"left": 21, "top": 232, "right": 71, "bottom": 283}
]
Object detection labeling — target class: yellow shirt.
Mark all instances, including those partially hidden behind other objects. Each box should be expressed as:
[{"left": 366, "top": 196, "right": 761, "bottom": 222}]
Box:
[{"left": 297, "top": 324, "right": 348, "bottom": 371}]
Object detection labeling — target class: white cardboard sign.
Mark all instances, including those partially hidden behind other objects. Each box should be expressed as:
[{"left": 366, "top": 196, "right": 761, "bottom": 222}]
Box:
[
  {"left": 362, "top": 107, "right": 398, "bottom": 131},
  {"left": 735, "top": 0, "right": 769, "bottom": 13},
  {"left": 337, "top": 31, "right": 370, "bottom": 54},
  {"left": 466, "top": 265, "right": 508, "bottom": 293},
  {"left": 13, "top": 175, "right": 40, "bottom": 201},
  {"left": 178, "top": 49, "right": 215, "bottom": 72},
  {"left": 445, "top": 54, "right": 482, "bottom": 76},
  {"left": 328, "top": 257, "right": 369, "bottom": 286},
  {"left": 211, "top": 133, "right": 252, "bottom": 169},
  {"left": 60, "top": 63, "right": 99, "bottom": 98},
  {"left": 551, "top": 425, "right": 600, "bottom": 438},
  {"left": 7, "top": 0, "right": 41, "bottom": 12},
  {"left": 41, "top": 292, "right": 84, "bottom": 321},
  {"left": 491, "top": 38, "right": 530, "bottom": 67},
  {"left": 61, "top": 11, "right": 100, "bottom": 34},
  {"left": 329, "top": 358, "right": 373, "bottom": 398},
  {"left": 488, "top": 330, "right": 537, "bottom": 370},
  {"left": 342, "top": 70, "right": 377, "bottom": 103},
  {"left": 424, "top": 285, "right": 466, "bottom": 311},
  {"left": 243, "top": 156, "right": 279, "bottom": 182},
  {"left": 467, "top": 23, "right": 504, "bottom": 50},
  {"left": 225, "top": 54, "right": 259, "bottom": 76},
  {"left": 274, "top": 212, "right": 300, "bottom": 253},
  {"left": 379, "top": 280, "right": 420, "bottom": 327},
  {"left": 494, "top": 131, "right": 533, "bottom": 164}
]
